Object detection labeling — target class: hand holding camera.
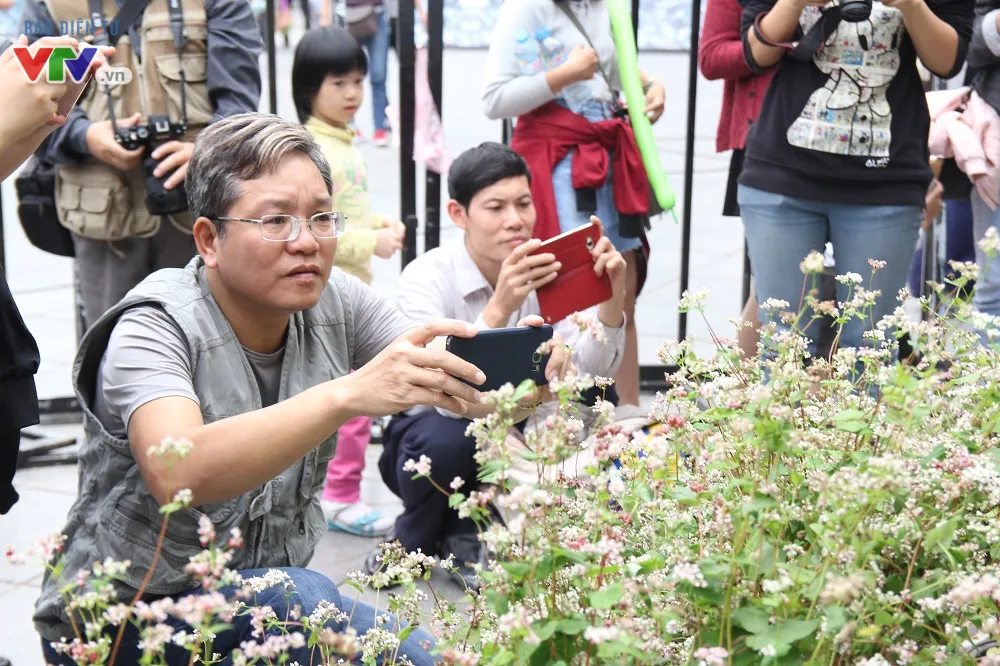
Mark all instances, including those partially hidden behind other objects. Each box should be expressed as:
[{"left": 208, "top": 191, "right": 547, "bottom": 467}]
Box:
[
  {"left": 151, "top": 140, "right": 195, "bottom": 190},
  {"left": 86, "top": 112, "right": 145, "bottom": 171}
]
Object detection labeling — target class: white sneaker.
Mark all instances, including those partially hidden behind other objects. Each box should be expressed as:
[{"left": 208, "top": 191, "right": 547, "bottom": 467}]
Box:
[{"left": 322, "top": 500, "right": 395, "bottom": 538}]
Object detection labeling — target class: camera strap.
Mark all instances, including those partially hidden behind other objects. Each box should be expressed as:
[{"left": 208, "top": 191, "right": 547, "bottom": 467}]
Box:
[{"left": 88, "top": 0, "right": 190, "bottom": 133}]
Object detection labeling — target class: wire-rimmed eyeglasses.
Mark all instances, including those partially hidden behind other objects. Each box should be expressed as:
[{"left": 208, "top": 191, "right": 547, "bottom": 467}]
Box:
[{"left": 214, "top": 212, "right": 347, "bottom": 242}]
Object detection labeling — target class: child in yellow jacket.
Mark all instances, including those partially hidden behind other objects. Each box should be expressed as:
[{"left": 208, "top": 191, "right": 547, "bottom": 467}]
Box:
[{"left": 293, "top": 25, "right": 405, "bottom": 537}]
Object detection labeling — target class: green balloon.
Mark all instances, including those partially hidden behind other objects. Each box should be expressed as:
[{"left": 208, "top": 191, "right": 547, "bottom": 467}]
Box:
[{"left": 607, "top": 0, "right": 676, "bottom": 213}]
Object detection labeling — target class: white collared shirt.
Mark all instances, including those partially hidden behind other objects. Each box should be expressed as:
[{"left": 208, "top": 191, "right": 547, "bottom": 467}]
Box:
[{"left": 397, "top": 238, "right": 626, "bottom": 419}]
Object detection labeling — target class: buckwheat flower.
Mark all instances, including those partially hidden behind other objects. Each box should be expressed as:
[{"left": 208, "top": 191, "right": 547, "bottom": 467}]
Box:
[
  {"left": 33, "top": 533, "right": 67, "bottom": 561},
  {"left": 800, "top": 250, "right": 826, "bottom": 274},
  {"left": 671, "top": 562, "right": 707, "bottom": 588},
  {"left": 678, "top": 288, "right": 709, "bottom": 311},
  {"left": 694, "top": 647, "right": 729, "bottom": 666},
  {"left": 450, "top": 476, "right": 464, "bottom": 491},
  {"left": 761, "top": 298, "right": 790, "bottom": 311},
  {"left": 172, "top": 488, "right": 193, "bottom": 507},
  {"left": 868, "top": 258, "right": 887, "bottom": 270},
  {"left": 980, "top": 227, "right": 1000, "bottom": 255},
  {"left": 146, "top": 435, "right": 194, "bottom": 459},
  {"left": 198, "top": 514, "right": 215, "bottom": 547},
  {"left": 836, "top": 272, "right": 864, "bottom": 285},
  {"left": 535, "top": 339, "right": 555, "bottom": 355},
  {"left": 584, "top": 626, "right": 620, "bottom": 644},
  {"left": 4, "top": 544, "right": 25, "bottom": 565},
  {"left": 228, "top": 527, "right": 244, "bottom": 549},
  {"left": 138, "top": 623, "right": 176, "bottom": 654},
  {"left": 595, "top": 375, "right": 615, "bottom": 388},
  {"left": 758, "top": 644, "right": 777, "bottom": 658},
  {"left": 403, "top": 454, "right": 432, "bottom": 477}
]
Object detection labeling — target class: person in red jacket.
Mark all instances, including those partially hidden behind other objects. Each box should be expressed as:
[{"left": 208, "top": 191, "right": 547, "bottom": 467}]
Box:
[{"left": 698, "top": 0, "right": 775, "bottom": 359}]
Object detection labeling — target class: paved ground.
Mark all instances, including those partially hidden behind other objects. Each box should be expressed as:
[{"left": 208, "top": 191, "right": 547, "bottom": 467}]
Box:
[{"left": 0, "top": 29, "right": 743, "bottom": 664}]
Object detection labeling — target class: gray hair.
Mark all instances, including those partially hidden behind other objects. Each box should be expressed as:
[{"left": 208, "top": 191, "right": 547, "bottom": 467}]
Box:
[{"left": 185, "top": 113, "right": 333, "bottom": 234}]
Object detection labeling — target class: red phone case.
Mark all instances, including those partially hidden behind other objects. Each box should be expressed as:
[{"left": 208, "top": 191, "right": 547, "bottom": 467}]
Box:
[{"left": 531, "top": 223, "right": 612, "bottom": 325}]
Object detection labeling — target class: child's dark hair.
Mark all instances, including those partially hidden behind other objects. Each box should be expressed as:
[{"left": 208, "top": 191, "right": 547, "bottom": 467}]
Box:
[
  {"left": 448, "top": 142, "right": 533, "bottom": 210},
  {"left": 291, "top": 25, "right": 368, "bottom": 123}
]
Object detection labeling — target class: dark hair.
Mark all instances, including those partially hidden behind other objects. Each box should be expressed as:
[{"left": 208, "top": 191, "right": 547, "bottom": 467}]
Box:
[
  {"left": 447, "top": 142, "right": 533, "bottom": 210},
  {"left": 291, "top": 26, "right": 368, "bottom": 123}
]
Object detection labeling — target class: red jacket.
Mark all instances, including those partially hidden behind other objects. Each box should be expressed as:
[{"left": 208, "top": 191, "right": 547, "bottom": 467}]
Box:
[
  {"left": 698, "top": 0, "right": 775, "bottom": 153},
  {"left": 510, "top": 102, "right": 650, "bottom": 242}
]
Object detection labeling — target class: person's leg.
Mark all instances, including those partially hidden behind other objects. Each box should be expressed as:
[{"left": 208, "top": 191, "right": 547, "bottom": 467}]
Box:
[
  {"left": 739, "top": 278, "right": 760, "bottom": 359},
  {"left": 615, "top": 248, "right": 640, "bottom": 405},
  {"left": 362, "top": 11, "right": 390, "bottom": 137},
  {"left": 970, "top": 191, "right": 1000, "bottom": 332},
  {"left": 72, "top": 232, "right": 153, "bottom": 329},
  {"left": 323, "top": 414, "right": 394, "bottom": 537},
  {"left": 381, "top": 411, "right": 479, "bottom": 554},
  {"left": 737, "top": 185, "right": 830, "bottom": 358},
  {"left": 826, "top": 202, "right": 922, "bottom": 355}
]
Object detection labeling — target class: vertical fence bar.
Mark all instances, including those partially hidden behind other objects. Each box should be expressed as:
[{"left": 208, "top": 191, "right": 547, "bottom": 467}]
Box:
[
  {"left": 677, "top": 0, "right": 700, "bottom": 343},
  {"left": 423, "top": 0, "right": 443, "bottom": 252},
  {"left": 400, "top": 0, "right": 418, "bottom": 267},
  {"left": 267, "top": 0, "right": 277, "bottom": 115}
]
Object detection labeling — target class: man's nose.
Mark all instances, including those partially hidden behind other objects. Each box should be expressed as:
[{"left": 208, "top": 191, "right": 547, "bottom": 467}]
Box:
[{"left": 287, "top": 220, "right": 321, "bottom": 252}]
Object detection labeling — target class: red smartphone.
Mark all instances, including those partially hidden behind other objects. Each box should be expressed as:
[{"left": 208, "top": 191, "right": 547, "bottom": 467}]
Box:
[{"left": 530, "top": 222, "right": 612, "bottom": 325}]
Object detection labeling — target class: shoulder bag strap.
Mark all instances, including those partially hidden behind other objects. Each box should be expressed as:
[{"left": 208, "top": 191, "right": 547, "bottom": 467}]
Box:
[
  {"left": 89, "top": 0, "right": 155, "bottom": 48},
  {"left": 553, "top": 1, "right": 618, "bottom": 99}
]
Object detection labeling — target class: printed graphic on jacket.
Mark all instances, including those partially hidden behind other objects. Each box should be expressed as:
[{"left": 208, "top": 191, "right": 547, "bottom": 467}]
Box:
[{"left": 786, "top": 3, "right": 904, "bottom": 159}]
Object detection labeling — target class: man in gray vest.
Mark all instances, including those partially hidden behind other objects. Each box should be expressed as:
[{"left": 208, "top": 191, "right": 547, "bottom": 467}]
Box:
[
  {"left": 23, "top": 0, "right": 262, "bottom": 330},
  {"left": 33, "top": 113, "right": 570, "bottom": 665}
]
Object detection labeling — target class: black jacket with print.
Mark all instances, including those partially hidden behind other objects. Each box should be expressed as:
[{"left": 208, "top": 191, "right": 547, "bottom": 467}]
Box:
[{"left": 737, "top": 0, "right": 974, "bottom": 207}]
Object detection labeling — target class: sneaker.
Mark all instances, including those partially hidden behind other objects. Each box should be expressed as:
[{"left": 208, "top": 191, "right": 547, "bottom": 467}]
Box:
[
  {"left": 372, "top": 129, "right": 389, "bottom": 147},
  {"left": 323, "top": 500, "right": 395, "bottom": 538}
]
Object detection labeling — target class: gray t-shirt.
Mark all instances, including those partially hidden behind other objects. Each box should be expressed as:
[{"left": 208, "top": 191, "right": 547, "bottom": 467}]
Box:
[{"left": 93, "top": 274, "right": 415, "bottom": 439}]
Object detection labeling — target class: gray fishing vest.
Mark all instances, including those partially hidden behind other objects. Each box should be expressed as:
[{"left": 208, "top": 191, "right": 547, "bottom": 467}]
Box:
[{"left": 33, "top": 256, "right": 356, "bottom": 641}]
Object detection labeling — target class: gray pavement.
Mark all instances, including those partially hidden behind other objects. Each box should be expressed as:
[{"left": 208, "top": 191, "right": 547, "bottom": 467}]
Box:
[{"left": 0, "top": 31, "right": 742, "bottom": 664}]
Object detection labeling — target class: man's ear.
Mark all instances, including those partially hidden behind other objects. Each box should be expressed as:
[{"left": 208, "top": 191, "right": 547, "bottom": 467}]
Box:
[
  {"left": 447, "top": 199, "right": 468, "bottom": 230},
  {"left": 192, "top": 217, "right": 221, "bottom": 268}
]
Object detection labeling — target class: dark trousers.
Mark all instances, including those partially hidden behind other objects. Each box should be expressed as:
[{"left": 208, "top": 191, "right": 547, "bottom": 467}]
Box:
[
  {"left": 379, "top": 386, "right": 617, "bottom": 554},
  {"left": 378, "top": 410, "right": 481, "bottom": 554}
]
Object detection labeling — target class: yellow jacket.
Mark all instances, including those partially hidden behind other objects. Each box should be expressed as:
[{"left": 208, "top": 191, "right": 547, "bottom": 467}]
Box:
[{"left": 305, "top": 116, "right": 388, "bottom": 285}]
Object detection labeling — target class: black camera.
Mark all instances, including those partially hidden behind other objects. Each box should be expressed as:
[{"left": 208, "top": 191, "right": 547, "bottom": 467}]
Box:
[
  {"left": 838, "top": 0, "right": 872, "bottom": 22},
  {"left": 115, "top": 114, "right": 189, "bottom": 216}
]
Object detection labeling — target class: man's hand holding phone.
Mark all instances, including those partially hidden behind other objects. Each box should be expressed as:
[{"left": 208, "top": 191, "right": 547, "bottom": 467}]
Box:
[
  {"left": 481, "top": 239, "right": 562, "bottom": 329},
  {"left": 513, "top": 315, "right": 574, "bottom": 409},
  {"left": 0, "top": 35, "right": 77, "bottom": 141},
  {"left": 339, "top": 319, "right": 487, "bottom": 417}
]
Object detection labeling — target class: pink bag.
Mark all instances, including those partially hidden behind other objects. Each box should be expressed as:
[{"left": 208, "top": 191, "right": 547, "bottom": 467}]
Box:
[{"left": 413, "top": 46, "right": 451, "bottom": 175}]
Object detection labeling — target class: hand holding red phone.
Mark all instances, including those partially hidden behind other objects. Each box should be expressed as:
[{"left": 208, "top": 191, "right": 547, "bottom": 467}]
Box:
[
  {"left": 482, "top": 239, "right": 562, "bottom": 328},
  {"left": 588, "top": 216, "right": 627, "bottom": 327}
]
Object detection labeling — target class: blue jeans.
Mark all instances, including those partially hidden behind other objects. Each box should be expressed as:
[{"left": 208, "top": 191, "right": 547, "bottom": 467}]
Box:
[
  {"left": 40, "top": 567, "right": 435, "bottom": 666},
  {"left": 551, "top": 100, "right": 644, "bottom": 254},
  {"left": 360, "top": 9, "right": 390, "bottom": 132},
  {"left": 738, "top": 184, "right": 922, "bottom": 357},
  {"left": 971, "top": 189, "right": 1000, "bottom": 324}
]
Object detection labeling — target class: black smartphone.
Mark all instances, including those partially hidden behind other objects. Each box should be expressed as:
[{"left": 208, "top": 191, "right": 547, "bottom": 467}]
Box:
[{"left": 445, "top": 325, "right": 555, "bottom": 393}]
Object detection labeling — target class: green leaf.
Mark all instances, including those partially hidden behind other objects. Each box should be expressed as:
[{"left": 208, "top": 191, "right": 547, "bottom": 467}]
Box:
[
  {"left": 925, "top": 518, "right": 959, "bottom": 550},
  {"left": 502, "top": 562, "right": 532, "bottom": 580},
  {"left": 557, "top": 617, "right": 590, "bottom": 635},
  {"left": 822, "top": 607, "right": 848, "bottom": 634},
  {"left": 746, "top": 618, "right": 820, "bottom": 650},
  {"left": 740, "top": 494, "right": 779, "bottom": 516},
  {"left": 732, "top": 607, "right": 772, "bottom": 634},
  {"left": 397, "top": 624, "right": 416, "bottom": 642},
  {"left": 589, "top": 582, "right": 623, "bottom": 609}
]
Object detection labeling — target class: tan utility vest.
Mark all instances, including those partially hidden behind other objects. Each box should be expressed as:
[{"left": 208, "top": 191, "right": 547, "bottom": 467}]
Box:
[{"left": 43, "top": 0, "right": 213, "bottom": 241}]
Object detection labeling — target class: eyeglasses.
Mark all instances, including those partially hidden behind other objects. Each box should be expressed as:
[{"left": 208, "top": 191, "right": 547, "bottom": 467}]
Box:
[{"left": 214, "top": 212, "right": 347, "bottom": 242}]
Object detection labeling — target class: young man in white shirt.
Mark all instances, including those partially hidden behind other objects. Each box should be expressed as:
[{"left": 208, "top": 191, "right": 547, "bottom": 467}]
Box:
[{"left": 369, "top": 142, "right": 628, "bottom": 590}]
